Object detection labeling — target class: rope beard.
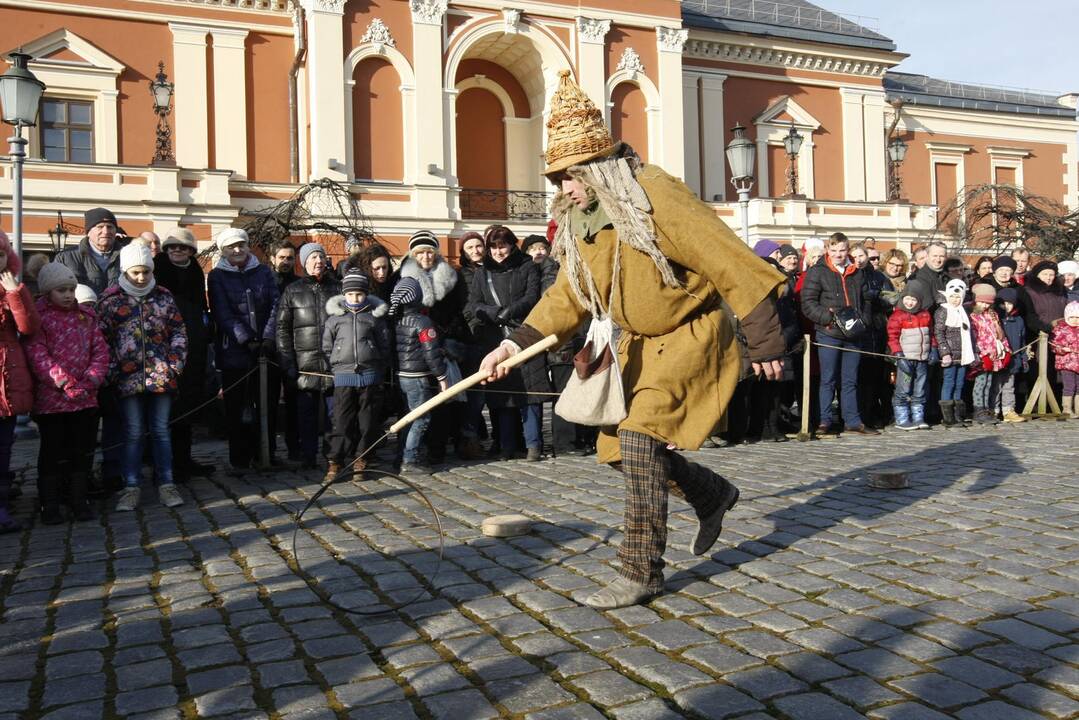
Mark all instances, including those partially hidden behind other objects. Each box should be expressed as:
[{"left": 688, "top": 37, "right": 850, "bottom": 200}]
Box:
[{"left": 551, "top": 148, "right": 682, "bottom": 316}]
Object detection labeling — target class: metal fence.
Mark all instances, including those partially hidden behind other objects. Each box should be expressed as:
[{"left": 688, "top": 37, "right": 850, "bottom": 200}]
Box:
[{"left": 458, "top": 189, "right": 551, "bottom": 222}]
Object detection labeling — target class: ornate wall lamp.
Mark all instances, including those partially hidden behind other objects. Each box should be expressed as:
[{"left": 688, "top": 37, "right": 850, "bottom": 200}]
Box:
[
  {"left": 782, "top": 122, "right": 804, "bottom": 198},
  {"left": 150, "top": 62, "right": 175, "bottom": 165}
]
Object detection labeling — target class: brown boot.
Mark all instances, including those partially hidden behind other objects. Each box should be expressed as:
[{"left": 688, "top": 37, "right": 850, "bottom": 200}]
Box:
[
  {"left": 351, "top": 457, "right": 367, "bottom": 480},
  {"left": 324, "top": 461, "right": 342, "bottom": 483}
]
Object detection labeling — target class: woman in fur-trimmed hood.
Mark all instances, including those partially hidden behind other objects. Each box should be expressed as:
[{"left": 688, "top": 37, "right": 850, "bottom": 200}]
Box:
[{"left": 478, "top": 71, "right": 785, "bottom": 610}]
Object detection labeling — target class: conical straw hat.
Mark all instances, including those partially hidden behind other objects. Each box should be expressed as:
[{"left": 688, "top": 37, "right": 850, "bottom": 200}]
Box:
[{"left": 544, "top": 70, "right": 618, "bottom": 175}]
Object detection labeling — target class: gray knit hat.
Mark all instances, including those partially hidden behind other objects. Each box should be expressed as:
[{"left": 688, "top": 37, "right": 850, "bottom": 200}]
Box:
[
  {"left": 299, "top": 242, "right": 326, "bottom": 269},
  {"left": 36, "top": 262, "right": 77, "bottom": 296}
]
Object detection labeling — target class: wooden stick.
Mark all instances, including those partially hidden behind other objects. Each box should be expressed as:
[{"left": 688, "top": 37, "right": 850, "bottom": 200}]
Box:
[
  {"left": 390, "top": 335, "right": 560, "bottom": 433},
  {"left": 798, "top": 333, "right": 811, "bottom": 441}
]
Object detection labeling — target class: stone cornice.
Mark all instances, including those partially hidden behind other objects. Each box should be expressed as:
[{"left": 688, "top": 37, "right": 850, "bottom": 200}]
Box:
[
  {"left": 684, "top": 36, "right": 894, "bottom": 78},
  {"left": 656, "top": 27, "right": 688, "bottom": 53},
  {"left": 299, "top": 0, "right": 344, "bottom": 15}
]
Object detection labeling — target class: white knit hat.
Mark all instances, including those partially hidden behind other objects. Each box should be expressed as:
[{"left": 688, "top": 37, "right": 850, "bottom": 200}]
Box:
[
  {"left": 1057, "top": 260, "right": 1079, "bottom": 277},
  {"left": 120, "top": 242, "right": 155, "bottom": 273},
  {"left": 217, "top": 227, "right": 249, "bottom": 250},
  {"left": 75, "top": 284, "right": 97, "bottom": 305}
]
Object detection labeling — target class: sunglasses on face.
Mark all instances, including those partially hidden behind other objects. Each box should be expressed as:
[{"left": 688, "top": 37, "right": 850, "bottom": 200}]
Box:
[{"left": 868, "top": 256, "right": 880, "bottom": 263}]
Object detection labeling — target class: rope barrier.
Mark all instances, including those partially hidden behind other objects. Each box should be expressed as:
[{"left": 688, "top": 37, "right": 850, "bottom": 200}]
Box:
[{"left": 807, "top": 337, "right": 1038, "bottom": 362}]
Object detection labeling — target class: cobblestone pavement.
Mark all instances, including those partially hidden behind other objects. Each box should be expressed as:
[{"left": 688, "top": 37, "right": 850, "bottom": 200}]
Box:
[{"left": 2, "top": 420, "right": 1078, "bottom": 720}]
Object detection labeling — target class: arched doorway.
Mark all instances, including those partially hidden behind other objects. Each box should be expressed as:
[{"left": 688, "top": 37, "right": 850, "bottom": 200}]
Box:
[
  {"left": 351, "top": 58, "right": 403, "bottom": 182},
  {"left": 611, "top": 82, "right": 648, "bottom": 163}
]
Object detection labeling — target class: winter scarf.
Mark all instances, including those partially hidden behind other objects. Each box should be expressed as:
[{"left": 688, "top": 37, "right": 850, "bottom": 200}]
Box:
[
  {"left": 939, "top": 285, "right": 975, "bottom": 366},
  {"left": 119, "top": 273, "right": 156, "bottom": 299}
]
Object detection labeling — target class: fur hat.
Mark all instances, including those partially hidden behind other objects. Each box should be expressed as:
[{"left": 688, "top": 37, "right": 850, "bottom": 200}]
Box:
[
  {"left": 1029, "top": 260, "right": 1058, "bottom": 280},
  {"left": 753, "top": 239, "right": 781, "bottom": 258},
  {"left": 83, "top": 207, "right": 117, "bottom": 231},
  {"left": 342, "top": 269, "right": 370, "bottom": 294},
  {"left": 992, "top": 256, "right": 1017, "bottom": 272},
  {"left": 390, "top": 277, "right": 422, "bottom": 312},
  {"left": 36, "top": 262, "right": 77, "bottom": 296},
  {"left": 971, "top": 283, "right": 997, "bottom": 303},
  {"left": 543, "top": 70, "right": 618, "bottom": 175},
  {"left": 521, "top": 234, "right": 549, "bottom": 253},
  {"left": 217, "top": 228, "right": 249, "bottom": 250},
  {"left": 408, "top": 230, "right": 439, "bottom": 254},
  {"left": 298, "top": 242, "right": 326, "bottom": 269},
  {"left": 120, "top": 241, "right": 155, "bottom": 273},
  {"left": 162, "top": 227, "right": 197, "bottom": 251},
  {"left": 1066, "top": 301, "right": 1079, "bottom": 320},
  {"left": 1057, "top": 260, "right": 1079, "bottom": 277},
  {"left": 75, "top": 284, "right": 97, "bottom": 305}
]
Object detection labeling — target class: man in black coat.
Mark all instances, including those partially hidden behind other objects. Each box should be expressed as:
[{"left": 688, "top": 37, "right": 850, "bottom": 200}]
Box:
[
  {"left": 275, "top": 242, "right": 341, "bottom": 468},
  {"left": 155, "top": 227, "right": 214, "bottom": 481},
  {"left": 800, "top": 232, "right": 877, "bottom": 436},
  {"left": 267, "top": 240, "right": 301, "bottom": 458}
]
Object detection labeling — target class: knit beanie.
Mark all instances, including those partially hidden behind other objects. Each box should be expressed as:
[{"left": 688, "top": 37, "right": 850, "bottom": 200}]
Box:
[
  {"left": 120, "top": 242, "right": 155, "bottom": 273},
  {"left": 299, "top": 242, "right": 326, "bottom": 269},
  {"left": 342, "top": 269, "right": 370, "bottom": 294},
  {"left": 753, "top": 239, "right": 781, "bottom": 259},
  {"left": 408, "top": 230, "right": 439, "bottom": 254},
  {"left": 1057, "top": 260, "right": 1079, "bottom": 277},
  {"left": 162, "top": 226, "right": 197, "bottom": 251},
  {"left": 992, "top": 256, "right": 1017, "bottom": 272},
  {"left": 217, "top": 227, "right": 249, "bottom": 250},
  {"left": 345, "top": 235, "right": 362, "bottom": 253},
  {"left": 997, "top": 287, "right": 1019, "bottom": 306},
  {"left": 777, "top": 244, "right": 799, "bottom": 259},
  {"left": 36, "top": 262, "right": 77, "bottom": 295},
  {"left": 971, "top": 283, "right": 996, "bottom": 303},
  {"left": 83, "top": 207, "right": 117, "bottom": 230},
  {"left": 1066, "top": 301, "right": 1079, "bottom": 320},
  {"left": 521, "top": 234, "right": 549, "bottom": 253},
  {"left": 74, "top": 284, "right": 97, "bottom": 305},
  {"left": 390, "top": 277, "right": 421, "bottom": 312}
]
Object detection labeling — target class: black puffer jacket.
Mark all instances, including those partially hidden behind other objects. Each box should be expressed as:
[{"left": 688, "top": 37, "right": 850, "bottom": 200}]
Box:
[
  {"left": 55, "top": 236, "right": 129, "bottom": 295},
  {"left": 395, "top": 307, "right": 447, "bottom": 379},
  {"left": 465, "top": 248, "right": 548, "bottom": 407},
  {"left": 323, "top": 295, "right": 391, "bottom": 379},
  {"left": 800, "top": 257, "right": 871, "bottom": 340},
  {"left": 275, "top": 273, "right": 342, "bottom": 391}
]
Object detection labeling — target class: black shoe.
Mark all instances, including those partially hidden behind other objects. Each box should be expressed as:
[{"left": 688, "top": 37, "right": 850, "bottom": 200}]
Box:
[
  {"left": 186, "top": 461, "right": 215, "bottom": 477},
  {"left": 41, "top": 506, "right": 65, "bottom": 525},
  {"left": 815, "top": 424, "right": 840, "bottom": 437},
  {"left": 72, "top": 502, "right": 93, "bottom": 522}
]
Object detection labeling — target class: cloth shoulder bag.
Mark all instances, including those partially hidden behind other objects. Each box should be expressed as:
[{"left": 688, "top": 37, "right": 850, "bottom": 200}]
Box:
[{"left": 554, "top": 242, "right": 627, "bottom": 426}]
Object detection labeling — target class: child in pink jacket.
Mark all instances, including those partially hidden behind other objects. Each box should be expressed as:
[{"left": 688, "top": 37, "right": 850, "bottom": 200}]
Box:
[
  {"left": 23, "top": 263, "right": 109, "bottom": 524},
  {"left": 1052, "top": 301, "right": 1079, "bottom": 418}
]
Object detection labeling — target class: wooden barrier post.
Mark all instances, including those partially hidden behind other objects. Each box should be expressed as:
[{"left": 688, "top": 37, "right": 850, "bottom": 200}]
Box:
[
  {"left": 258, "top": 355, "right": 272, "bottom": 468},
  {"left": 1021, "top": 332, "right": 1063, "bottom": 419},
  {"left": 797, "top": 333, "right": 812, "bottom": 441}
]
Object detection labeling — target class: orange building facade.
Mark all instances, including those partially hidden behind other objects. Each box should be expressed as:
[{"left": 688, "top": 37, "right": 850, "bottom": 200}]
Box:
[{"left": 1, "top": 0, "right": 1076, "bottom": 259}]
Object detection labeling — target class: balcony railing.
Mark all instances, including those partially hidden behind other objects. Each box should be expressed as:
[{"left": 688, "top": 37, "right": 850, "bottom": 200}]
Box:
[{"left": 459, "top": 188, "right": 550, "bottom": 221}]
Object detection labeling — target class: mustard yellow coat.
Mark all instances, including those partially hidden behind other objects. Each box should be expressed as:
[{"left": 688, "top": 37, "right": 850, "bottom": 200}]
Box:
[{"left": 525, "top": 165, "right": 786, "bottom": 463}]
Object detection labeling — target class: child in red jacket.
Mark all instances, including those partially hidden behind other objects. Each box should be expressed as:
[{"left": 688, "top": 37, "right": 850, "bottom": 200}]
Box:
[
  {"left": 887, "top": 282, "right": 933, "bottom": 430},
  {"left": 23, "top": 263, "right": 109, "bottom": 523}
]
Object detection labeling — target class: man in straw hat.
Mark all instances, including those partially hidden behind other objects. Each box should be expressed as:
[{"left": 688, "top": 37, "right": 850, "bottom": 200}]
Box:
[{"left": 481, "top": 71, "right": 786, "bottom": 608}]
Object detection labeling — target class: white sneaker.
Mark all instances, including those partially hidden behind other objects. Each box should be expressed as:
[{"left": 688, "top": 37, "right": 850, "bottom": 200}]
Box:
[
  {"left": 115, "top": 487, "right": 140, "bottom": 512},
  {"left": 158, "top": 484, "right": 184, "bottom": 508}
]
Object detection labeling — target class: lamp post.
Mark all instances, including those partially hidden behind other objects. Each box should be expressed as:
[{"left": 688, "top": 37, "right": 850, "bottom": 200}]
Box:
[
  {"left": 782, "top": 122, "right": 804, "bottom": 198},
  {"left": 725, "top": 122, "right": 755, "bottom": 244},
  {"left": 150, "top": 62, "right": 175, "bottom": 165},
  {"left": 47, "top": 210, "right": 68, "bottom": 255},
  {"left": 0, "top": 52, "right": 45, "bottom": 280},
  {"left": 887, "top": 136, "right": 908, "bottom": 201}
]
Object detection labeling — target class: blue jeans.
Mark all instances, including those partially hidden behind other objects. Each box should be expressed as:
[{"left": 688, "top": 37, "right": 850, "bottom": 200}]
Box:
[
  {"left": 816, "top": 334, "right": 862, "bottom": 428},
  {"left": 894, "top": 359, "right": 928, "bottom": 406},
  {"left": 398, "top": 376, "right": 436, "bottom": 463},
  {"left": 940, "top": 364, "right": 966, "bottom": 402},
  {"left": 497, "top": 405, "right": 543, "bottom": 452},
  {"left": 296, "top": 390, "right": 332, "bottom": 463},
  {"left": 120, "top": 393, "right": 174, "bottom": 487}
]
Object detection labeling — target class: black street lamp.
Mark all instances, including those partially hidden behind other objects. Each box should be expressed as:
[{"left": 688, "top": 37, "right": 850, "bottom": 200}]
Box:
[
  {"left": 782, "top": 122, "right": 804, "bottom": 198},
  {"left": 150, "top": 62, "right": 175, "bottom": 165},
  {"left": 47, "top": 210, "right": 69, "bottom": 254},
  {"left": 887, "top": 136, "right": 908, "bottom": 202},
  {"left": 0, "top": 51, "right": 46, "bottom": 279}
]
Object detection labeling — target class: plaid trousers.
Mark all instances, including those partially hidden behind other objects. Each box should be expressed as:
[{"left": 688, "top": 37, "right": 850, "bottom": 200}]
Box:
[{"left": 617, "top": 430, "right": 731, "bottom": 591}]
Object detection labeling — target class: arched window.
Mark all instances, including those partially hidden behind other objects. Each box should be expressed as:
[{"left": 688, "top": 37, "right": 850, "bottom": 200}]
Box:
[
  {"left": 352, "top": 58, "right": 403, "bottom": 182},
  {"left": 611, "top": 82, "right": 648, "bottom": 163}
]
